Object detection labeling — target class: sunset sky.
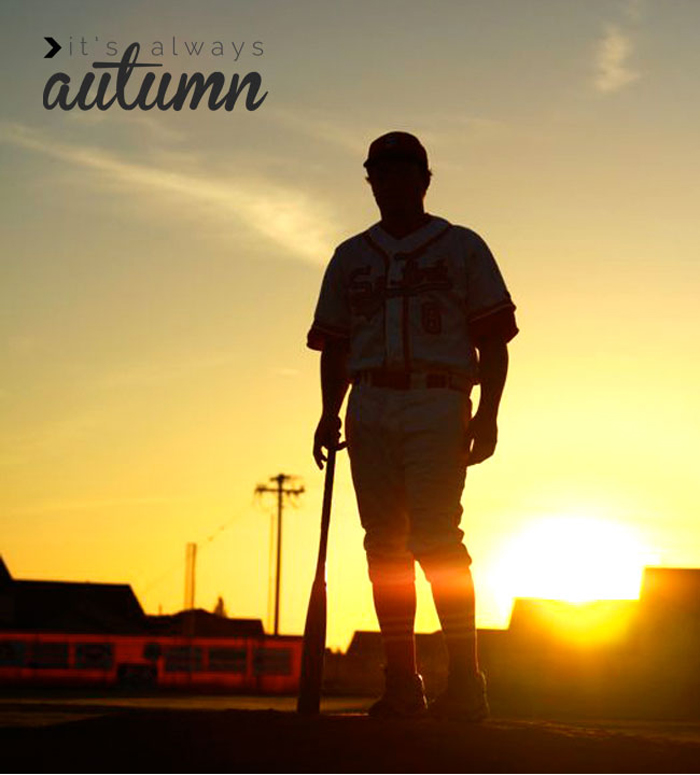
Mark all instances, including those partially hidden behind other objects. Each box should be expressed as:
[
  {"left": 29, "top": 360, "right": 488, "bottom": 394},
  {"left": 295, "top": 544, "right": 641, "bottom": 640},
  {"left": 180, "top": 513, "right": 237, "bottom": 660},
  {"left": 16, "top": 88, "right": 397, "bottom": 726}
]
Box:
[{"left": 2, "top": 0, "right": 699, "bottom": 649}]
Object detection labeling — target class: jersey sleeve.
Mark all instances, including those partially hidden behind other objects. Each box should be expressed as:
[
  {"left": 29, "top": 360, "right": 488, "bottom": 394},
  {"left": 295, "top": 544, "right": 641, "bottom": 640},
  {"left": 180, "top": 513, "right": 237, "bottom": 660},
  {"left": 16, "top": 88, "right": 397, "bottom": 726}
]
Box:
[
  {"left": 306, "top": 249, "right": 352, "bottom": 351},
  {"left": 464, "top": 233, "right": 519, "bottom": 345}
]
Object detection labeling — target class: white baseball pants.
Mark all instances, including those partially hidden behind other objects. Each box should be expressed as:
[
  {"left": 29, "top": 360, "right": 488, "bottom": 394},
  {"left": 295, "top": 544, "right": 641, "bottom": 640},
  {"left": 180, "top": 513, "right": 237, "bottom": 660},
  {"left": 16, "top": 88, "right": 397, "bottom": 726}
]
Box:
[{"left": 344, "top": 383, "right": 473, "bottom": 586}]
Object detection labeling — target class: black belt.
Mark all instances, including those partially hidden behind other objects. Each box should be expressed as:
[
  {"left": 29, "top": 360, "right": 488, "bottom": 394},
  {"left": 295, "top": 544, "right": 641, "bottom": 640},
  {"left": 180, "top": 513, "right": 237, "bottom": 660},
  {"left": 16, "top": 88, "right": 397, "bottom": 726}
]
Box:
[{"left": 353, "top": 369, "right": 472, "bottom": 392}]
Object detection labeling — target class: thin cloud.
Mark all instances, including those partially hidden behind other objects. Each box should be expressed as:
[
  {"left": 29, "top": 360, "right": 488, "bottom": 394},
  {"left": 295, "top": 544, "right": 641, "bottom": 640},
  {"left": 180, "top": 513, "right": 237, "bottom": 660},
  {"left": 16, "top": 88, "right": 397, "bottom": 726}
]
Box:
[
  {"left": 62, "top": 110, "right": 187, "bottom": 144},
  {"left": 0, "top": 121, "right": 336, "bottom": 265},
  {"left": 594, "top": 24, "right": 640, "bottom": 94},
  {"left": 622, "top": 0, "right": 644, "bottom": 23},
  {"left": 0, "top": 349, "right": 241, "bottom": 467},
  {"left": 269, "top": 366, "right": 300, "bottom": 377},
  {"left": 89, "top": 350, "right": 239, "bottom": 389},
  {"left": 4, "top": 496, "right": 183, "bottom": 518},
  {"left": 0, "top": 410, "right": 105, "bottom": 467},
  {"left": 266, "top": 109, "right": 514, "bottom": 173},
  {"left": 266, "top": 107, "right": 367, "bottom": 157}
]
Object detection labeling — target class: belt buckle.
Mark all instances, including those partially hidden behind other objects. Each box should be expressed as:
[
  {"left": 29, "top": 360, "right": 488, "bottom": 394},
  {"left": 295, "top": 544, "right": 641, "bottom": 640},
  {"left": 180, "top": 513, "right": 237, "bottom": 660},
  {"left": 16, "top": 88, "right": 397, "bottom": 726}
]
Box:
[{"left": 370, "top": 370, "right": 409, "bottom": 389}]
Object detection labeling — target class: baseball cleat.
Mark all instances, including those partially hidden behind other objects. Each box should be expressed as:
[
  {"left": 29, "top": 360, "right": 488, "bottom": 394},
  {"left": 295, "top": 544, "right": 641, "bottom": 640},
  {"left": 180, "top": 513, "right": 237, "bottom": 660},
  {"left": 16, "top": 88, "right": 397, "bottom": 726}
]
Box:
[
  {"left": 367, "top": 670, "right": 428, "bottom": 719},
  {"left": 428, "top": 670, "right": 489, "bottom": 722}
]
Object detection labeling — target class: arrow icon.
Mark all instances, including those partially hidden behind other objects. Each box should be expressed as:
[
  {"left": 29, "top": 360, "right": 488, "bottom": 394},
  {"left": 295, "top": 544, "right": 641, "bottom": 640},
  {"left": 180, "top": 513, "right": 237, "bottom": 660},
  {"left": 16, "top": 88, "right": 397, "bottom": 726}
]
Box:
[{"left": 44, "top": 37, "right": 61, "bottom": 59}]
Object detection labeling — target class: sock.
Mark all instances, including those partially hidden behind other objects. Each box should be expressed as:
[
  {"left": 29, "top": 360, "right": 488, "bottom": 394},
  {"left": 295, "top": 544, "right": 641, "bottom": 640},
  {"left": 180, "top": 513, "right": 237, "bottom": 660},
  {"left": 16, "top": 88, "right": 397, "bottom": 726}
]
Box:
[
  {"left": 430, "top": 564, "right": 479, "bottom": 685},
  {"left": 371, "top": 579, "right": 418, "bottom": 680}
]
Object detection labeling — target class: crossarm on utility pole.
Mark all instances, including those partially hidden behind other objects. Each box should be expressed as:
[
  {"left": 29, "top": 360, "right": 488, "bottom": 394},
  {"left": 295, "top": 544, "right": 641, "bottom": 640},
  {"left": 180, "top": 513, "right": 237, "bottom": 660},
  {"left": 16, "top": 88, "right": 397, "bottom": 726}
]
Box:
[{"left": 255, "top": 473, "right": 305, "bottom": 636}]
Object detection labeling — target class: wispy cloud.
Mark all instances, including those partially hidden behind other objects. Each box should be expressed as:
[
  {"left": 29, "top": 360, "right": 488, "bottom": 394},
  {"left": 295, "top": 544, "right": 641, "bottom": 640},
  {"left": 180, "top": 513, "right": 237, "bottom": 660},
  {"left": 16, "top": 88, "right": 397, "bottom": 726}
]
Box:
[
  {"left": 0, "top": 121, "right": 337, "bottom": 265},
  {"left": 0, "top": 409, "right": 105, "bottom": 467},
  {"left": 4, "top": 496, "right": 184, "bottom": 518},
  {"left": 265, "top": 107, "right": 368, "bottom": 158},
  {"left": 594, "top": 24, "right": 640, "bottom": 94},
  {"left": 622, "top": 0, "right": 644, "bottom": 23},
  {"left": 0, "top": 349, "right": 239, "bottom": 466},
  {"left": 269, "top": 366, "right": 300, "bottom": 378},
  {"left": 89, "top": 350, "right": 239, "bottom": 389},
  {"left": 267, "top": 109, "right": 511, "bottom": 162},
  {"left": 62, "top": 110, "right": 188, "bottom": 144}
]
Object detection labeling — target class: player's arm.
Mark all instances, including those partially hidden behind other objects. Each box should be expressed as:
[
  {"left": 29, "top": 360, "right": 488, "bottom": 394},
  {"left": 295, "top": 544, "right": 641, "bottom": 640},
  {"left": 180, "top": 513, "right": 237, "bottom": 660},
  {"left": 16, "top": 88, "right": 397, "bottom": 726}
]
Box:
[
  {"left": 475, "top": 337, "right": 508, "bottom": 419},
  {"left": 462, "top": 231, "right": 518, "bottom": 466},
  {"left": 306, "top": 247, "right": 352, "bottom": 469},
  {"left": 313, "top": 339, "right": 350, "bottom": 469},
  {"left": 467, "top": 337, "right": 508, "bottom": 465}
]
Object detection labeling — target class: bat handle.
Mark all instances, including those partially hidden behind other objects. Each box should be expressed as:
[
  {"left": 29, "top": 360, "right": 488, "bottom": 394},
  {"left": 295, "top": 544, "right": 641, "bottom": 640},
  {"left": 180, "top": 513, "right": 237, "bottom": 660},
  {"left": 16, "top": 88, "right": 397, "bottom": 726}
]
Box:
[{"left": 316, "top": 444, "right": 337, "bottom": 572}]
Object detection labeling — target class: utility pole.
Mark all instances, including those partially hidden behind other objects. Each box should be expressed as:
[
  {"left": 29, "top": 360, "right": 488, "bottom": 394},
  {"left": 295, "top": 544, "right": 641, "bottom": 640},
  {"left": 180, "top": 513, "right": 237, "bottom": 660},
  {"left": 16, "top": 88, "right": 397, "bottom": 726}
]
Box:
[
  {"left": 255, "top": 473, "right": 304, "bottom": 636},
  {"left": 184, "top": 542, "right": 197, "bottom": 611},
  {"left": 183, "top": 542, "right": 197, "bottom": 640}
]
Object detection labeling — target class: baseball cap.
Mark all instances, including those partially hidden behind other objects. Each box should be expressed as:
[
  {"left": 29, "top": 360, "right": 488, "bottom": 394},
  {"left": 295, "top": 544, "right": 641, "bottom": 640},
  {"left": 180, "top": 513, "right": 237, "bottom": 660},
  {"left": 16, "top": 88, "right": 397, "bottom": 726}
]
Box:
[{"left": 363, "top": 131, "right": 429, "bottom": 170}]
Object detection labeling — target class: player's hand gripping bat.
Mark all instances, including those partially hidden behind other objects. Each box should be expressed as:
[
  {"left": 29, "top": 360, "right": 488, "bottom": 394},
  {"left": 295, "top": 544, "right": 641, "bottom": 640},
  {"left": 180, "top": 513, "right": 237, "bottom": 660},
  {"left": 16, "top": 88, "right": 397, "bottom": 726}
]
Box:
[{"left": 297, "top": 440, "right": 344, "bottom": 715}]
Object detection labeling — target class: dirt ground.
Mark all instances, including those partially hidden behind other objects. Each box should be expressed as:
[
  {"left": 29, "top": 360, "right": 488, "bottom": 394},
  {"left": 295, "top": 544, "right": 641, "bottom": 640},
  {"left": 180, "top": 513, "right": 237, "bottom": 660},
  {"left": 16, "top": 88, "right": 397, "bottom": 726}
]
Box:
[{"left": 3, "top": 696, "right": 700, "bottom": 773}]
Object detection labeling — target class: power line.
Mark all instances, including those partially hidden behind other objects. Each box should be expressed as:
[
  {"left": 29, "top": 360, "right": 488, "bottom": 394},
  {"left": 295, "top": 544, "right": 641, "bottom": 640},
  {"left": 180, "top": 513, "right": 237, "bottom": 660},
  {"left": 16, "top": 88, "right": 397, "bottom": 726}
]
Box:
[{"left": 138, "top": 507, "right": 247, "bottom": 600}]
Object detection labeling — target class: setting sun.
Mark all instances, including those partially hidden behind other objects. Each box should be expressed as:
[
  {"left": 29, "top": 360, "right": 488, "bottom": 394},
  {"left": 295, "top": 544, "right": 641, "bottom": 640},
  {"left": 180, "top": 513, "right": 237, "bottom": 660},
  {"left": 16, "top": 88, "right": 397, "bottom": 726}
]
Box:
[{"left": 491, "top": 515, "right": 657, "bottom": 608}]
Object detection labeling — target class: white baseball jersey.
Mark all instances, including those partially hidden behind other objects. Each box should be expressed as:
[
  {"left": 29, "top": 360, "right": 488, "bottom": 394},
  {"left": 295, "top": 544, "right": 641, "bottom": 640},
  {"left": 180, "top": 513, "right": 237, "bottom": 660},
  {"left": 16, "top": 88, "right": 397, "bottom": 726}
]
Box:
[{"left": 307, "top": 215, "right": 517, "bottom": 381}]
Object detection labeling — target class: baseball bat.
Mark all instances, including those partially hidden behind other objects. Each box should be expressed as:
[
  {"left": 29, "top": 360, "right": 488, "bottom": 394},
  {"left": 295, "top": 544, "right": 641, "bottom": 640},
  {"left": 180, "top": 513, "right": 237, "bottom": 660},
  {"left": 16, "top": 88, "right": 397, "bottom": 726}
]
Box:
[{"left": 297, "top": 442, "right": 339, "bottom": 715}]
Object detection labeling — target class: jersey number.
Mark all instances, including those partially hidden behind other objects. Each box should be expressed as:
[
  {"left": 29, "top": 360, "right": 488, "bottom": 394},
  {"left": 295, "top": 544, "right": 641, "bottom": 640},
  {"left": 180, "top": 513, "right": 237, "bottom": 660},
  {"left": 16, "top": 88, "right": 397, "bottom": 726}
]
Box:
[{"left": 421, "top": 301, "right": 442, "bottom": 334}]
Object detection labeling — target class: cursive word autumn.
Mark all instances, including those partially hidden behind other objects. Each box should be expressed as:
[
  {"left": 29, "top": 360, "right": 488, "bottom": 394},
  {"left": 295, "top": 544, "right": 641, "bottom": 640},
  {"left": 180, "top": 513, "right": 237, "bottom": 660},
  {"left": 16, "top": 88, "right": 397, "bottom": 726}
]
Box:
[{"left": 43, "top": 42, "right": 268, "bottom": 111}]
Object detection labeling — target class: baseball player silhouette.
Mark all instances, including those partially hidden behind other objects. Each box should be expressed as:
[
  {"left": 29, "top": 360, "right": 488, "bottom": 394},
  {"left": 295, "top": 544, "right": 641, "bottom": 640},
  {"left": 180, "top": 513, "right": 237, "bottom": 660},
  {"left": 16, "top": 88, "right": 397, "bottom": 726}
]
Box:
[{"left": 307, "top": 132, "right": 518, "bottom": 720}]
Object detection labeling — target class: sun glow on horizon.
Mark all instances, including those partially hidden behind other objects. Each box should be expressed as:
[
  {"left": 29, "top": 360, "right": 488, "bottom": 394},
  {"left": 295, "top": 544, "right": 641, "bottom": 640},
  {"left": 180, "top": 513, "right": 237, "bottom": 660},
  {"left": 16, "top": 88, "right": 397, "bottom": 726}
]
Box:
[{"left": 490, "top": 514, "right": 657, "bottom": 611}]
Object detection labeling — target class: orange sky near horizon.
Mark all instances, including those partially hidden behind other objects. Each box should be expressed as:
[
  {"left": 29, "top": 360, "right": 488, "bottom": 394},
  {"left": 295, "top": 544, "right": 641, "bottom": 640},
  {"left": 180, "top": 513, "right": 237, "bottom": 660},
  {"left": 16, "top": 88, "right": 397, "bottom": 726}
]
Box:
[{"left": 2, "top": 0, "right": 699, "bottom": 650}]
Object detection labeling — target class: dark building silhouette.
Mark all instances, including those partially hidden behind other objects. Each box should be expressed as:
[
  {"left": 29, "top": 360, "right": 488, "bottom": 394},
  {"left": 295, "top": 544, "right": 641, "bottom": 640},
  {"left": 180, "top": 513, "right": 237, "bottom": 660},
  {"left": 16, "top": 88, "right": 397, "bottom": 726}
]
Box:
[
  {"left": 3, "top": 555, "right": 700, "bottom": 718},
  {"left": 325, "top": 567, "right": 700, "bottom": 720},
  {"left": 148, "top": 609, "right": 264, "bottom": 638},
  {"left": 0, "top": 556, "right": 11, "bottom": 585},
  {"left": 0, "top": 556, "right": 264, "bottom": 638},
  {"left": 0, "top": 557, "right": 299, "bottom": 693},
  {"left": 0, "top": 556, "right": 146, "bottom": 634},
  {"left": 7, "top": 580, "right": 146, "bottom": 634}
]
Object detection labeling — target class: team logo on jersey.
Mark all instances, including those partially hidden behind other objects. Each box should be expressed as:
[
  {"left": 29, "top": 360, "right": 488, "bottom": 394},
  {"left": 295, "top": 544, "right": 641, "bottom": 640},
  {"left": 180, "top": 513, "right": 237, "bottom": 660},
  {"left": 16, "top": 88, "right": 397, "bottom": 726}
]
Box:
[
  {"left": 401, "top": 257, "right": 451, "bottom": 293},
  {"left": 347, "top": 258, "right": 452, "bottom": 324},
  {"left": 348, "top": 265, "right": 387, "bottom": 321}
]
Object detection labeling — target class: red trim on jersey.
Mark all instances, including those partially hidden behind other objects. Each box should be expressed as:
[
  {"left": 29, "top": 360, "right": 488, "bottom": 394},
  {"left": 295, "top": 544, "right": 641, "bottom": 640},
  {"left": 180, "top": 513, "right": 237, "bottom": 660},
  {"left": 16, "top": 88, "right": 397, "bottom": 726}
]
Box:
[
  {"left": 306, "top": 321, "right": 351, "bottom": 351},
  {"left": 467, "top": 297, "right": 515, "bottom": 323},
  {"left": 363, "top": 224, "right": 453, "bottom": 265}
]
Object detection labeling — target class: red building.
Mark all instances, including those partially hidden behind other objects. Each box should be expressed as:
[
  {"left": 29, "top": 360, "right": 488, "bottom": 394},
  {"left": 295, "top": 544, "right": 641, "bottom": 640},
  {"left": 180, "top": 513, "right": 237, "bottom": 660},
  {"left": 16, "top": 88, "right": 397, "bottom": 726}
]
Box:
[{"left": 0, "top": 556, "right": 302, "bottom": 693}]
